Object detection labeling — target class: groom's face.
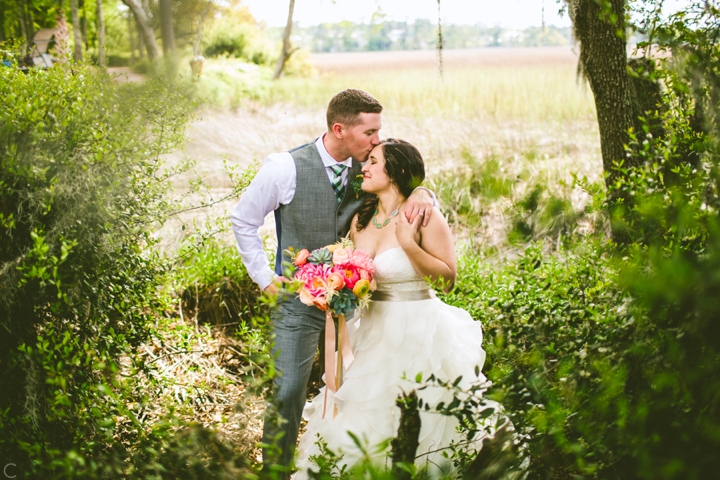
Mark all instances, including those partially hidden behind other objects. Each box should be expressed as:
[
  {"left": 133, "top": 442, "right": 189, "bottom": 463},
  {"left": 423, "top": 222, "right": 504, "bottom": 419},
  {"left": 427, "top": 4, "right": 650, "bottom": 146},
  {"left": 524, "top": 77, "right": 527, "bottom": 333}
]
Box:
[{"left": 341, "top": 112, "right": 382, "bottom": 162}]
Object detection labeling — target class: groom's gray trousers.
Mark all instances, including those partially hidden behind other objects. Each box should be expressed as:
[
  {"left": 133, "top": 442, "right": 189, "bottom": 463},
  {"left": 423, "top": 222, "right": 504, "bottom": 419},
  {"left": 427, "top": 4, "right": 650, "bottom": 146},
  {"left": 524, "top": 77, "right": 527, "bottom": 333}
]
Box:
[
  {"left": 261, "top": 140, "right": 365, "bottom": 469},
  {"left": 262, "top": 296, "right": 326, "bottom": 468}
]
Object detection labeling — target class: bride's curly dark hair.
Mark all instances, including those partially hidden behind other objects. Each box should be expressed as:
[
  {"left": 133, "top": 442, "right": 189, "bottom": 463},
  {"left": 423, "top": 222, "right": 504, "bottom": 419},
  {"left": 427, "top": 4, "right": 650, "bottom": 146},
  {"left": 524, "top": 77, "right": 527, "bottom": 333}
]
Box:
[{"left": 355, "top": 138, "right": 426, "bottom": 231}]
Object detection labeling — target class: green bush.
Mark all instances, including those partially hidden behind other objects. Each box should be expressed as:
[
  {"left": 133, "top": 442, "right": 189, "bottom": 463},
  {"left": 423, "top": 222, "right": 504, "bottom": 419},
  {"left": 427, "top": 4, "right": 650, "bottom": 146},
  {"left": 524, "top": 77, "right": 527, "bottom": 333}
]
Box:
[
  {"left": 177, "top": 239, "right": 271, "bottom": 327},
  {"left": 201, "top": 14, "right": 272, "bottom": 66},
  {"left": 445, "top": 242, "right": 625, "bottom": 478},
  {"left": 204, "top": 30, "right": 248, "bottom": 59},
  {"left": 0, "top": 63, "right": 202, "bottom": 476},
  {"left": 436, "top": 44, "right": 720, "bottom": 476}
]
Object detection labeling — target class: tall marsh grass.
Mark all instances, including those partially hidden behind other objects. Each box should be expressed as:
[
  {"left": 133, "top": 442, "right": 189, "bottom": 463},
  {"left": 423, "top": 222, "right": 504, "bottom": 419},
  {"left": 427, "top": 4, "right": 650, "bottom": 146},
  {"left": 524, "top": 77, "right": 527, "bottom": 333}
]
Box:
[{"left": 267, "top": 65, "right": 595, "bottom": 122}]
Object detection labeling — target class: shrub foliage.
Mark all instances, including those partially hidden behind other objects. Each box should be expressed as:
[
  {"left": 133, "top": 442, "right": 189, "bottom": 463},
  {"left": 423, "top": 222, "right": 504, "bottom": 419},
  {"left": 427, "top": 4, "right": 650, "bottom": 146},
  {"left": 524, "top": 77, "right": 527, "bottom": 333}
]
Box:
[{"left": 0, "top": 64, "right": 196, "bottom": 476}]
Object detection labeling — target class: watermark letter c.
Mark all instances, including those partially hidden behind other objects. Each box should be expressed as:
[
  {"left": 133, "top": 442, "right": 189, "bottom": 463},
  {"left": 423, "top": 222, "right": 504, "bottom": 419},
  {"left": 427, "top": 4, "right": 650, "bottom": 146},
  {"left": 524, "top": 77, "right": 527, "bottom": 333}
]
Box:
[{"left": 4, "top": 463, "right": 16, "bottom": 478}]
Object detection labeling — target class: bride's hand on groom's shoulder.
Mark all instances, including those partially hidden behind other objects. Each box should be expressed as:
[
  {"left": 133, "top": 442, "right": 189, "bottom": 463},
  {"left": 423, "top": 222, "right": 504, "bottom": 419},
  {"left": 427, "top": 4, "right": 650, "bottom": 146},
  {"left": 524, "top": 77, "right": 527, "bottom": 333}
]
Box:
[{"left": 395, "top": 210, "right": 422, "bottom": 248}]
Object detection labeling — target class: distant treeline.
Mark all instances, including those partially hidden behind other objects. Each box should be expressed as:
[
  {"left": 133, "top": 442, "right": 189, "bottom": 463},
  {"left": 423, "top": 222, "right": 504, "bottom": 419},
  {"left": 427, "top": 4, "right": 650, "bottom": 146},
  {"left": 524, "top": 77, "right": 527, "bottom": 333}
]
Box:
[{"left": 269, "top": 20, "right": 572, "bottom": 53}]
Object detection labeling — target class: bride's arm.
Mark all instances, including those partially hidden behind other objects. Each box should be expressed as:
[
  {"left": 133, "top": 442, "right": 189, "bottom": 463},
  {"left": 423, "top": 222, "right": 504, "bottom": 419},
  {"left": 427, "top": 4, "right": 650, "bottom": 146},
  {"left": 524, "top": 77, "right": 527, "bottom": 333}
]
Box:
[{"left": 395, "top": 207, "right": 457, "bottom": 291}]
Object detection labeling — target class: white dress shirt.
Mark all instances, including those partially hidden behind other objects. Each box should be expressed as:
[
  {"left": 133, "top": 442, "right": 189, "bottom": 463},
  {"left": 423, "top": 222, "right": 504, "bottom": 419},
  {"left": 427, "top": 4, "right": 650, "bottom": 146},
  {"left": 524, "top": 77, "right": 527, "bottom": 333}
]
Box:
[{"left": 231, "top": 134, "right": 353, "bottom": 290}]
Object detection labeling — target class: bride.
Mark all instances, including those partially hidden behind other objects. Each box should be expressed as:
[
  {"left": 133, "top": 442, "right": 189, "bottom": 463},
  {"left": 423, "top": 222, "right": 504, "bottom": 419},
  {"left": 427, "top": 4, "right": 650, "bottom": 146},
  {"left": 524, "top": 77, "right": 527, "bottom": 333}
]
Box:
[{"left": 294, "top": 139, "right": 488, "bottom": 477}]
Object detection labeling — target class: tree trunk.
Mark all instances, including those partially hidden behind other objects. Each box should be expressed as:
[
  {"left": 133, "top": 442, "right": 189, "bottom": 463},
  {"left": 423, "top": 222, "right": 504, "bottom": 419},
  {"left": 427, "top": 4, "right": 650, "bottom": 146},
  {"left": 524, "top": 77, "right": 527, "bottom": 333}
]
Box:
[
  {"left": 0, "top": 6, "right": 7, "bottom": 42},
  {"left": 24, "top": 0, "right": 34, "bottom": 47},
  {"left": 122, "top": 0, "right": 159, "bottom": 60},
  {"left": 136, "top": 18, "right": 146, "bottom": 59},
  {"left": 80, "top": 0, "right": 88, "bottom": 48},
  {"left": 272, "top": 0, "right": 296, "bottom": 80},
  {"left": 569, "top": 0, "right": 639, "bottom": 187},
  {"left": 391, "top": 390, "right": 421, "bottom": 480},
  {"left": 127, "top": 11, "right": 137, "bottom": 61},
  {"left": 159, "top": 0, "right": 175, "bottom": 56},
  {"left": 96, "top": 0, "right": 105, "bottom": 67},
  {"left": 16, "top": 0, "right": 29, "bottom": 54},
  {"left": 71, "top": 0, "right": 83, "bottom": 61},
  {"left": 192, "top": 1, "right": 210, "bottom": 58}
]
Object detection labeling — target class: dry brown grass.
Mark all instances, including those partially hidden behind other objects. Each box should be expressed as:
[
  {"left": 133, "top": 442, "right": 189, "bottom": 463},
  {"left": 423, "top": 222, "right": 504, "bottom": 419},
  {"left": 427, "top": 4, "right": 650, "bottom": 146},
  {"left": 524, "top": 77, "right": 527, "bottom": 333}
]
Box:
[{"left": 122, "top": 314, "right": 266, "bottom": 463}]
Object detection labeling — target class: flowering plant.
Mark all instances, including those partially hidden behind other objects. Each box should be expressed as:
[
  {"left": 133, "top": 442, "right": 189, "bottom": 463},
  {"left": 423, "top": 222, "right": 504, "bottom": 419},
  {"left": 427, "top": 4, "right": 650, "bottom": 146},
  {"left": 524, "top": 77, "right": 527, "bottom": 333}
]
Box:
[{"left": 288, "top": 237, "right": 376, "bottom": 316}]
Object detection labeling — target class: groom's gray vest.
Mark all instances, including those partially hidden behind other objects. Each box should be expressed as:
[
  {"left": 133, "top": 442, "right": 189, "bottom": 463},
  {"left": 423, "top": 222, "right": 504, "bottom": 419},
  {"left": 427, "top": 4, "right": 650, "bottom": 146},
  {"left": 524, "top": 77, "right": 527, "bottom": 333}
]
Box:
[{"left": 274, "top": 141, "right": 365, "bottom": 277}]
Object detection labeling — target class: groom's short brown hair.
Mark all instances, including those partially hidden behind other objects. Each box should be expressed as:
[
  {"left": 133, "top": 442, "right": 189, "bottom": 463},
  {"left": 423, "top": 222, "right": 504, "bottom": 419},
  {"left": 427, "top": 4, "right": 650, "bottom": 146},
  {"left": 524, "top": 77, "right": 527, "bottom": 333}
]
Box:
[{"left": 326, "top": 89, "right": 383, "bottom": 129}]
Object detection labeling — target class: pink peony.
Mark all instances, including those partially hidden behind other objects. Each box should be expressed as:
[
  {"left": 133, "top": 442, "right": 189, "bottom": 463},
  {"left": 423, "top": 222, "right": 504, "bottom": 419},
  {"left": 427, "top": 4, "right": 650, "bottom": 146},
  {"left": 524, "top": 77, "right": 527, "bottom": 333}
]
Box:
[
  {"left": 333, "top": 264, "right": 361, "bottom": 289},
  {"left": 359, "top": 269, "right": 371, "bottom": 281},
  {"left": 295, "top": 263, "right": 330, "bottom": 296},
  {"left": 348, "top": 249, "right": 375, "bottom": 275}
]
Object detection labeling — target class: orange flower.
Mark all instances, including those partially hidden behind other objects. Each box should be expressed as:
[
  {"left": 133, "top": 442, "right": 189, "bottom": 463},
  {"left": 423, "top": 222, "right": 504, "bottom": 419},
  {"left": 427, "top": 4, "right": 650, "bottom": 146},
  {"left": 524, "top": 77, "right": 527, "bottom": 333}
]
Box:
[
  {"left": 313, "top": 296, "right": 328, "bottom": 311},
  {"left": 295, "top": 249, "right": 310, "bottom": 266},
  {"left": 298, "top": 288, "right": 315, "bottom": 306},
  {"left": 327, "top": 272, "right": 346, "bottom": 291}
]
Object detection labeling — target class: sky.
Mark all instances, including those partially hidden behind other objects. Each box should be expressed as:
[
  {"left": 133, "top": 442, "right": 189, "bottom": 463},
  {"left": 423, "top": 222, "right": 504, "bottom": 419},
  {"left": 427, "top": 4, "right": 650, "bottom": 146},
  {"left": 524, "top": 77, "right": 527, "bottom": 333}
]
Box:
[{"left": 241, "top": 0, "right": 692, "bottom": 29}]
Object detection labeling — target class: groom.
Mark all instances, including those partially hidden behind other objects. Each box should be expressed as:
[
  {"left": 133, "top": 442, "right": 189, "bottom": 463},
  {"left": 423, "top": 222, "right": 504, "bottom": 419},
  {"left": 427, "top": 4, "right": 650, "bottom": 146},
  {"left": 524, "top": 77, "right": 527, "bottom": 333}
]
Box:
[{"left": 230, "top": 89, "right": 434, "bottom": 472}]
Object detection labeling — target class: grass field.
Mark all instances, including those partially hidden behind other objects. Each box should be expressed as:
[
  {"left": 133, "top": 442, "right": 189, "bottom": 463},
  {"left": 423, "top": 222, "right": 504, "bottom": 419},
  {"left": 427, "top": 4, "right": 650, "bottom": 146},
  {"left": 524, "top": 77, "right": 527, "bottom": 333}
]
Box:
[
  {"left": 268, "top": 47, "right": 596, "bottom": 122},
  {"left": 165, "top": 46, "right": 603, "bottom": 253}
]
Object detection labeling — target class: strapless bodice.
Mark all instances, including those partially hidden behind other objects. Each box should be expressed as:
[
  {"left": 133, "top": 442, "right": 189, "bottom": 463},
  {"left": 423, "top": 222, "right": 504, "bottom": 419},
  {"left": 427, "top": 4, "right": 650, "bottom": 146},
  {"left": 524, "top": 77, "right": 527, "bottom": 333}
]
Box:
[{"left": 373, "top": 247, "right": 428, "bottom": 292}]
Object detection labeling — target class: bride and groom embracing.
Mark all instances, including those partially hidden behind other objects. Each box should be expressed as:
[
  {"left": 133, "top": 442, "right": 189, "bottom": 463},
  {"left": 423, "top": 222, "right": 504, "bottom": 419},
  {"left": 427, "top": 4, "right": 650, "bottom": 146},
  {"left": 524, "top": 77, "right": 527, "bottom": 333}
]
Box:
[{"left": 231, "top": 89, "right": 489, "bottom": 478}]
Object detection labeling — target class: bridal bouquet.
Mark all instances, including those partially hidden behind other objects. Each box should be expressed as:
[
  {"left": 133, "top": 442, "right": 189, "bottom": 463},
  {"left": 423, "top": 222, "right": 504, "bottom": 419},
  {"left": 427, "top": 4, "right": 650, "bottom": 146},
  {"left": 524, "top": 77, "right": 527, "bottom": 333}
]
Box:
[
  {"left": 286, "top": 238, "right": 376, "bottom": 417},
  {"left": 289, "top": 238, "right": 377, "bottom": 315}
]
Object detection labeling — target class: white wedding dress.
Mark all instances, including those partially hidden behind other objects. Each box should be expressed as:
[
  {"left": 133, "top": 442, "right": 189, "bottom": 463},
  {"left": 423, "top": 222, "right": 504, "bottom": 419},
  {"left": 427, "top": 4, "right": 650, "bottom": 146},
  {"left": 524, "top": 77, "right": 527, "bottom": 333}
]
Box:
[{"left": 294, "top": 247, "right": 488, "bottom": 478}]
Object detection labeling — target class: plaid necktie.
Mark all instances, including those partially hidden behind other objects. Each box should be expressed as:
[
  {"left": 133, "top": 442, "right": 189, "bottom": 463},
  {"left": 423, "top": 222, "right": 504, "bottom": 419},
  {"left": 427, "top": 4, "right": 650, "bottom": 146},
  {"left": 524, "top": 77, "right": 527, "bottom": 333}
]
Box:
[{"left": 330, "top": 164, "right": 346, "bottom": 203}]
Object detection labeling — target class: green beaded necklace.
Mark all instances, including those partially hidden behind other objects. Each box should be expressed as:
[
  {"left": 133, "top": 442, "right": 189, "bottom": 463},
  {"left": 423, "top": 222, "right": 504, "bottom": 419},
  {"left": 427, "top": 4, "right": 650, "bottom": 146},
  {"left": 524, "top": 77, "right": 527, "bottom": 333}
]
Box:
[{"left": 372, "top": 208, "right": 399, "bottom": 229}]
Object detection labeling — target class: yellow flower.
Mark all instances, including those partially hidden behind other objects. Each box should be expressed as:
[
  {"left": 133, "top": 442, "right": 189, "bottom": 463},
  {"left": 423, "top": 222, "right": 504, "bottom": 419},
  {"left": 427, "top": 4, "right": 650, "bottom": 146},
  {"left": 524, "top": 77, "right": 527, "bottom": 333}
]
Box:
[{"left": 353, "top": 279, "right": 371, "bottom": 299}]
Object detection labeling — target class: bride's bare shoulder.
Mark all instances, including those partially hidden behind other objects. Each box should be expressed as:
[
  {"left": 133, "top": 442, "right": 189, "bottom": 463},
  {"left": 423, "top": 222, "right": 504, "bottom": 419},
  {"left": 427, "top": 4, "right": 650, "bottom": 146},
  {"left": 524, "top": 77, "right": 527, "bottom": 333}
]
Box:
[{"left": 422, "top": 207, "right": 450, "bottom": 231}]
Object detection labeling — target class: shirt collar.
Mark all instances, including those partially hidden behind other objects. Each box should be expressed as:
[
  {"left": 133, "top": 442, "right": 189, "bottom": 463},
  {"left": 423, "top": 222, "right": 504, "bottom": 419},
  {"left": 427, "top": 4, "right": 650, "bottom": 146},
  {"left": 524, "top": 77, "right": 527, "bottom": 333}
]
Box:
[{"left": 316, "top": 134, "right": 353, "bottom": 169}]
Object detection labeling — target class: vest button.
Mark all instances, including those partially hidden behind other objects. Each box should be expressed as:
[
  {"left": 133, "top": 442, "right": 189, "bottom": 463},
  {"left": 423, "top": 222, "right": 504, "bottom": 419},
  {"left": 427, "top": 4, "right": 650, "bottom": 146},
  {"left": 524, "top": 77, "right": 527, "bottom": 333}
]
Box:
[{"left": 337, "top": 231, "right": 343, "bottom": 237}]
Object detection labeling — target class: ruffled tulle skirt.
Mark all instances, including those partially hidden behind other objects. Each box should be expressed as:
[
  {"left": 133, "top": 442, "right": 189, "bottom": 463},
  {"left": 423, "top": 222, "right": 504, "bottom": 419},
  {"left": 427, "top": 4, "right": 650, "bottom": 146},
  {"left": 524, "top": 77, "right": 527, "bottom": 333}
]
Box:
[{"left": 294, "top": 296, "right": 487, "bottom": 478}]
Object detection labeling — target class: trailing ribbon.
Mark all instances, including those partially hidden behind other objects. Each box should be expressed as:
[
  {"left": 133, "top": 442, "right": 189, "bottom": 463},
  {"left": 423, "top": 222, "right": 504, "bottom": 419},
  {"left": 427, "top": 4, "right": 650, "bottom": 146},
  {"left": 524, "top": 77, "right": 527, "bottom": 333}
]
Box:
[{"left": 322, "top": 311, "right": 354, "bottom": 419}]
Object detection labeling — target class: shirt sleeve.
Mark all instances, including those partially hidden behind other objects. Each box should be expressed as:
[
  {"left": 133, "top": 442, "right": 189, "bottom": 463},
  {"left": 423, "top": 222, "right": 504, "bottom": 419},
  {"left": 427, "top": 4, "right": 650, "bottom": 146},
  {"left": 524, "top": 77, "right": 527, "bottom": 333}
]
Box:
[{"left": 230, "top": 153, "right": 295, "bottom": 290}]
